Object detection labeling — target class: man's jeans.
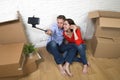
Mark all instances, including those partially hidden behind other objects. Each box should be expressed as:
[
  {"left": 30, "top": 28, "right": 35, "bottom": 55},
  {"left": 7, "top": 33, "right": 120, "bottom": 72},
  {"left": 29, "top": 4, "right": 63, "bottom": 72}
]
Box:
[{"left": 46, "top": 40, "right": 77, "bottom": 64}]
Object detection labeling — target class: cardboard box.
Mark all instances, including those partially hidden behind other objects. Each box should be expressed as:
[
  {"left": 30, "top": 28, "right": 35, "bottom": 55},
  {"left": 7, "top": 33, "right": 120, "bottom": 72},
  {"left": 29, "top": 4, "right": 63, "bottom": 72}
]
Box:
[
  {"left": 0, "top": 13, "right": 27, "bottom": 78},
  {"left": 89, "top": 10, "right": 120, "bottom": 38},
  {"left": 95, "top": 18, "right": 120, "bottom": 38},
  {"left": 88, "top": 10, "right": 120, "bottom": 19},
  {"left": 0, "top": 52, "right": 41, "bottom": 80},
  {"left": 88, "top": 10, "right": 120, "bottom": 58},
  {"left": 24, "top": 52, "right": 41, "bottom": 74},
  {"left": 91, "top": 36, "right": 120, "bottom": 58},
  {"left": 0, "top": 12, "right": 42, "bottom": 78},
  {"left": 0, "top": 43, "right": 25, "bottom": 77}
]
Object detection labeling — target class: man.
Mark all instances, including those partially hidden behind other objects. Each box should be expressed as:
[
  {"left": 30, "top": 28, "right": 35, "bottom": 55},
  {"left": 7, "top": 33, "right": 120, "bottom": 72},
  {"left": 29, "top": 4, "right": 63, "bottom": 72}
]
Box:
[
  {"left": 45, "top": 15, "right": 77, "bottom": 76},
  {"left": 45, "top": 15, "right": 66, "bottom": 75}
]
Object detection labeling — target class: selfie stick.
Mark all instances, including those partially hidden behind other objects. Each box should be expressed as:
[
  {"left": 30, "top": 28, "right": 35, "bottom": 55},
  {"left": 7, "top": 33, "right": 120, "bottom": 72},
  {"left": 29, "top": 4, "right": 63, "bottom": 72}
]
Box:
[
  {"left": 31, "top": 24, "right": 47, "bottom": 32},
  {"left": 28, "top": 16, "right": 47, "bottom": 32}
]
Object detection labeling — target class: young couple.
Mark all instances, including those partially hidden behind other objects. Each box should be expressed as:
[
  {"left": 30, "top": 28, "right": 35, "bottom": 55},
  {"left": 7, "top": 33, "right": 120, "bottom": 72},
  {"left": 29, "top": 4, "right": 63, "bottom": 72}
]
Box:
[{"left": 45, "top": 15, "right": 88, "bottom": 76}]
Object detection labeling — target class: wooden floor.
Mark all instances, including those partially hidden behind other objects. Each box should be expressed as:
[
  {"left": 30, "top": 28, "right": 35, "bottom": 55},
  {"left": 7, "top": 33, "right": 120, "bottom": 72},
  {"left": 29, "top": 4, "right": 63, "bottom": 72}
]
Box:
[{"left": 19, "top": 47, "right": 120, "bottom": 80}]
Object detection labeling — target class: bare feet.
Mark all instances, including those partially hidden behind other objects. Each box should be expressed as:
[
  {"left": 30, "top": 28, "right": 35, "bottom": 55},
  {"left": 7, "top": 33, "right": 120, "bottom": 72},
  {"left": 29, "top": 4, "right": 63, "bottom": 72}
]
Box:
[
  {"left": 58, "top": 64, "right": 67, "bottom": 76},
  {"left": 82, "top": 64, "right": 88, "bottom": 74},
  {"left": 63, "top": 62, "right": 73, "bottom": 76}
]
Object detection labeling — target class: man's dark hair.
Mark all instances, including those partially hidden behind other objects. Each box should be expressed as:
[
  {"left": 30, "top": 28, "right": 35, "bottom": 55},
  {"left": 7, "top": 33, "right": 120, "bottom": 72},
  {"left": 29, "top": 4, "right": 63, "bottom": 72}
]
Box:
[{"left": 57, "top": 15, "right": 66, "bottom": 20}]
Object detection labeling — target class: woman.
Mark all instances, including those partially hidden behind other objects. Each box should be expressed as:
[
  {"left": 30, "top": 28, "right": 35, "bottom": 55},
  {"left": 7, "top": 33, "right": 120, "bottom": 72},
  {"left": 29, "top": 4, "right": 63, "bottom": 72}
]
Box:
[{"left": 63, "top": 18, "right": 88, "bottom": 74}]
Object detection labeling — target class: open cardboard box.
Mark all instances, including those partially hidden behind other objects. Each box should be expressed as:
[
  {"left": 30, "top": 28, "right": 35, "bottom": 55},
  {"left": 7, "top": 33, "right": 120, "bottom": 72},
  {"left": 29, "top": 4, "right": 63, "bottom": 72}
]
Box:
[
  {"left": 88, "top": 10, "right": 120, "bottom": 58},
  {"left": 0, "top": 17, "right": 27, "bottom": 78},
  {"left": 0, "top": 19, "right": 27, "bottom": 44},
  {"left": 94, "top": 17, "right": 120, "bottom": 38},
  {"left": 0, "top": 12, "right": 41, "bottom": 79},
  {"left": 88, "top": 10, "right": 120, "bottom": 38}
]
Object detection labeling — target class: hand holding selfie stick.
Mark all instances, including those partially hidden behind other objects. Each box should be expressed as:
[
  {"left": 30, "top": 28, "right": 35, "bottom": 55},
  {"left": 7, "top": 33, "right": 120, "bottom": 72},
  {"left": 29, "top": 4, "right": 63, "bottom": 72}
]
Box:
[{"left": 28, "top": 16, "right": 47, "bottom": 32}]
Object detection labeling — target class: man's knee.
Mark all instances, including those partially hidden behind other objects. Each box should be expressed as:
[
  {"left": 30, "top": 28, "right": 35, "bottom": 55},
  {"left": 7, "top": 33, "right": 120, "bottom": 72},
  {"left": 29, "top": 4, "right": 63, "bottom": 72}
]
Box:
[{"left": 48, "top": 41, "right": 58, "bottom": 48}]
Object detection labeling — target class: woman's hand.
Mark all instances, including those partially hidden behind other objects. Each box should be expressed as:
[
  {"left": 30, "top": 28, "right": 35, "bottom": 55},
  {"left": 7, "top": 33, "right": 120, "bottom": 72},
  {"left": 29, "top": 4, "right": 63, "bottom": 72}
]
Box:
[
  {"left": 70, "top": 25, "right": 79, "bottom": 40},
  {"left": 70, "top": 25, "right": 77, "bottom": 32}
]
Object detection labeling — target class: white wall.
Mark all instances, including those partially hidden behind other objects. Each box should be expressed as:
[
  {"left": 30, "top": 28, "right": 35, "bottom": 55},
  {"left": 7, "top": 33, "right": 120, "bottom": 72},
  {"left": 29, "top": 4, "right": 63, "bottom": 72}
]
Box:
[
  {"left": 84, "top": 0, "right": 120, "bottom": 40},
  {"left": 0, "top": 0, "right": 120, "bottom": 47},
  {"left": 90, "top": 0, "right": 120, "bottom": 11},
  {"left": 18, "top": 0, "right": 90, "bottom": 47},
  {"left": 0, "top": 0, "right": 18, "bottom": 22}
]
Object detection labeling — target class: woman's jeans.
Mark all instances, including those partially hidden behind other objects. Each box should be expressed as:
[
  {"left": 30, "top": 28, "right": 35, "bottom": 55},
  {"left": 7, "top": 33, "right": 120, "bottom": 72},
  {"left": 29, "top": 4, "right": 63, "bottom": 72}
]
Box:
[
  {"left": 76, "top": 44, "right": 87, "bottom": 65},
  {"left": 63, "top": 44, "right": 87, "bottom": 65},
  {"left": 46, "top": 40, "right": 77, "bottom": 64}
]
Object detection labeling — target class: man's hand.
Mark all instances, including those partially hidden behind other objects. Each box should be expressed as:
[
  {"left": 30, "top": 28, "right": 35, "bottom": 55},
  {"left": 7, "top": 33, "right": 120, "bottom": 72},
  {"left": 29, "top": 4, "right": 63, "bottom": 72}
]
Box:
[{"left": 45, "top": 29, "right": 52, "bottom": 35}]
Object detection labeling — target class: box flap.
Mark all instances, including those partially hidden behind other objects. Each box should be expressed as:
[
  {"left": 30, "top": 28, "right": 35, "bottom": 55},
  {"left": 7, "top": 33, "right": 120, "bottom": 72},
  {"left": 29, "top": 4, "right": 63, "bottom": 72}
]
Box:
[
  {"left": 99, "top": 17, "right": 120, "bottom": 28},
  {"left": 0, "top": 18, "right": 27, "bottom": 44},
  {"left": 88, "top": 10, "right": 120, "bottom": 19},
  {"left": 97, "top": 37, "right": 114, "bottom": 43},
  {"left": 0, "top": 43, "right": 24, "bottom": 65},
  {"left": 97, "top": 37, "right": 120, "bottom": 43},
  {"left": 88, "top": 11, "right": 100, "bottom": 19}
]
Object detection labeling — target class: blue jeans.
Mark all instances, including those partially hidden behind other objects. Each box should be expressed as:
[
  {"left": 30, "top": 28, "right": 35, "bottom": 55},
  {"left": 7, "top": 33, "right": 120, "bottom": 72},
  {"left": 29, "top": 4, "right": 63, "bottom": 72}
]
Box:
[
  {"left": 62, "top": 44, "right": 87, "bottom": 65},
  {"left": 76, "top": 44, "right": 87, "bottom": 65},
  {"left": 46, "top": 40, "right": 77, "bottom": 64},
  {"left": 63, "top": 51, "right": 82, "bottom": 62},
  {"left": 59, "top": 43, "right": 78, "bottom": 64}
]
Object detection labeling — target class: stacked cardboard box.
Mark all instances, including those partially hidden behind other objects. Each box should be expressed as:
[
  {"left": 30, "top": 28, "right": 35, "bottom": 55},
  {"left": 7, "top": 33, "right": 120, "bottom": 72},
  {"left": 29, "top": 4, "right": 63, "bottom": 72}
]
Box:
[
  {"left": 0, "top": 13, "right": 41, "bottom": 80},
  {"left": 88, "top": 10, "right": 120, "bottom": 58},
  {"left": 0, "top": 43, "right": 25, "bottom": 77}
]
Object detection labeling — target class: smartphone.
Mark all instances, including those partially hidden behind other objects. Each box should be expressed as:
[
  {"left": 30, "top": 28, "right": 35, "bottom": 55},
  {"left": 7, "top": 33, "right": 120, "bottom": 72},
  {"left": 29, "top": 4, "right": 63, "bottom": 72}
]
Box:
[{"left": 70, "top": 29, "right": 73, "bottom": 32}]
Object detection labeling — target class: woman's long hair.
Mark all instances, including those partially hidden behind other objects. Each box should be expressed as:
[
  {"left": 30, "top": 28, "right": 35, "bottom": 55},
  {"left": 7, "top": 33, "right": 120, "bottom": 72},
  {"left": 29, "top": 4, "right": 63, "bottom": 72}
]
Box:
[
  {"left": 65, "top": 18, "right": 80, "bottom": 32},
  {"left": 65, "top": 18, "right": 76, "bottom": 25}
]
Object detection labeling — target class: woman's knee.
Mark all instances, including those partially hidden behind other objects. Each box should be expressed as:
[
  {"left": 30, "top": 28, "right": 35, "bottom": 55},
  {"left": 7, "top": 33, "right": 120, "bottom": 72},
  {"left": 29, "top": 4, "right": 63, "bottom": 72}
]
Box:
[{"left": 77, "top": 44, "right": 86, "bottom": 50}]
